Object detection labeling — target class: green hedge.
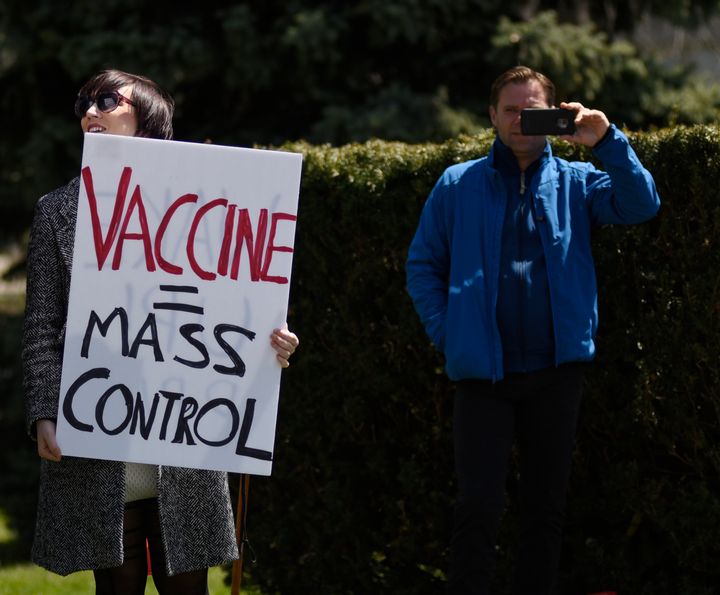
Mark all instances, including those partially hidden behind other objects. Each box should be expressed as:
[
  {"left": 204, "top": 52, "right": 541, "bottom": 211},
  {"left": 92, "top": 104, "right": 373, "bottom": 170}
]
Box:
[
  {"left": 244, "top": 127, "right": 720, "bottom": 594},
  {"left": 3, "top": 127, "right": 719, "bottom": 594}
]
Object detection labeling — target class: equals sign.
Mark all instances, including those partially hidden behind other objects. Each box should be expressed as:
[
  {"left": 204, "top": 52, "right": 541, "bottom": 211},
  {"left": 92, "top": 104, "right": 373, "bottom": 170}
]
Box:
[{"left": 153, "top": 285, "right": 204, "bottom": 315}]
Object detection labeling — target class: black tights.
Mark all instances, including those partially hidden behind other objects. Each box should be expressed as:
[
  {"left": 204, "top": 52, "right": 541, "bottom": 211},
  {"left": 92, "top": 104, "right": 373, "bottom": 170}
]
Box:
[{"left": 93, "top": 498, "right": 209, "bottom": 595}]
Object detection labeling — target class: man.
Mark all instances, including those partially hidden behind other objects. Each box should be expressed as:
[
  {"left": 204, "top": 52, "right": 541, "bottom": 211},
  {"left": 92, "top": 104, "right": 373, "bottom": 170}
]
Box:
[{"left": 405, "top": 66, "right": 660, "bottom": 594}]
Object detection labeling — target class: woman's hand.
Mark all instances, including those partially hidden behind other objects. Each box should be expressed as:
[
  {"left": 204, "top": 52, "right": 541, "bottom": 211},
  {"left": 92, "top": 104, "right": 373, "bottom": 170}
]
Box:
[
  {"left": 36, "top": 419, "right": 62, "bottom": 462},
  {"left": 271, "top": 324, "right": 299, "bottom": 368}
]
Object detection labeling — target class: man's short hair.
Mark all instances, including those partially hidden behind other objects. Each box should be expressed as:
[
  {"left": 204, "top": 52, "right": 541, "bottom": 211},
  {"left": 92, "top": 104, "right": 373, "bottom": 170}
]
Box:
[
  {"left": 489, "top": 66, "right": 555, "bottom": 108},
  {"left": 78, "top": 69, "right": 175, "bottom": 140}
]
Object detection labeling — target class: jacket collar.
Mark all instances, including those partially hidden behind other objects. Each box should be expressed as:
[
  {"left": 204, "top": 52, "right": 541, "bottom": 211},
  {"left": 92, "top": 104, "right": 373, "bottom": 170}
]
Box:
[
  {"left": 487, "top": 136, "right": 552, "bottom": 176},
  {"left": 57, "top": 176, "right": 80, "bottom": 230},
  {"left": 55, "top": 176, "right": 81, "bottom": 271}
]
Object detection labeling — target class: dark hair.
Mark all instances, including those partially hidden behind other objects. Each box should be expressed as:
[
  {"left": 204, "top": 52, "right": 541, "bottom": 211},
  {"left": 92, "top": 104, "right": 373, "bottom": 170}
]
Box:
[
  {"left": 489, "top": 66, "right": 555, "bottom": 109},
  {"left": 78, "top": 69, "right": 175, "bottom": 140}
]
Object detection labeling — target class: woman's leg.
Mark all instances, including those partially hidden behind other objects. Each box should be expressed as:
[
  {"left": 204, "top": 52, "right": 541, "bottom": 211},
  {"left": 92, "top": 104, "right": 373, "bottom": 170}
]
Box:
[
  {"left": 145, "top": 499, "right": 209, "bottom": 595},
  {"left": 93, "top": 500, "right": 148, "bottom": 595}
]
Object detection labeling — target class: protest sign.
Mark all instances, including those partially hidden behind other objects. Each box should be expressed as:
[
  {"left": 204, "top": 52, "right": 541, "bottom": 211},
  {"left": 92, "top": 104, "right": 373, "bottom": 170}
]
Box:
[{"left": 55, "top": 133, "right": 302, "bottom": 475}]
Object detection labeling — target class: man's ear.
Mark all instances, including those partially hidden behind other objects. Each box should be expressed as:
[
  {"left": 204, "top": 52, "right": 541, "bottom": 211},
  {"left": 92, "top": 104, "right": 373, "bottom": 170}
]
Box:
[{"left": 489, "top": 106, "right": 497, "bottom": 128}]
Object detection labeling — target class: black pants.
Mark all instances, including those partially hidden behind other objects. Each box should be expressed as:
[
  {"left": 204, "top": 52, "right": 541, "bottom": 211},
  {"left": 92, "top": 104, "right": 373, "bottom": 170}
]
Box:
[
  {"left": 93, "top": 498, "right": 209, "bottom": 595},
  {"left": 447, "top": 364, "right": 586, "bottom": 595}
]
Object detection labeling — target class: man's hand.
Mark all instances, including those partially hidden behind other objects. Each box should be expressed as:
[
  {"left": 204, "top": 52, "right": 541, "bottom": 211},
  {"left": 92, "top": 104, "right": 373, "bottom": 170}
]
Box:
[
  {"left": 37, "top": 419, "right": 62, "bottom": 462},
  {"left": 271, "top": 324, "right": 299, "bottom": 368},
  {"left": 559, "top": 101, "right": 610, "bottom": 147}
]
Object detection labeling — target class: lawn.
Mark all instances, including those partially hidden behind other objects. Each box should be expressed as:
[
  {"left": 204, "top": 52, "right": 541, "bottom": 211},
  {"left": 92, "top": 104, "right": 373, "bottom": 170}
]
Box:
[{"left": 0, "top": 564, "right": 262, "bottom": 595}]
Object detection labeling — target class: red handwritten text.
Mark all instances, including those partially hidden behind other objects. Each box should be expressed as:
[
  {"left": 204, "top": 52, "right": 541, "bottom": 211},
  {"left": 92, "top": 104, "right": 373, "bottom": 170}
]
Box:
[{"left": 81, "top": 166, "right": 297, "bottom": 284}]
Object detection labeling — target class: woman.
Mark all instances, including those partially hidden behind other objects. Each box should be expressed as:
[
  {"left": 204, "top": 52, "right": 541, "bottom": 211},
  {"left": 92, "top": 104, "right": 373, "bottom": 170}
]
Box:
[{"left": 23, "top": 69, "right": 299, "bottom": 594}]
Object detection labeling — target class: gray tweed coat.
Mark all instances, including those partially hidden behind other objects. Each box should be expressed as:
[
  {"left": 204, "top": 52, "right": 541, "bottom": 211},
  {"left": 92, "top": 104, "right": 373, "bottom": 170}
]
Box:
[{"left": 22, "top": 177, "right": 240, "bottom": 576}]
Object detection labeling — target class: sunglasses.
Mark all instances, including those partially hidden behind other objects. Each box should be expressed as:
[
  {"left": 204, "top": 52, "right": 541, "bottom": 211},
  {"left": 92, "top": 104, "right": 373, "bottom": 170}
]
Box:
[{"left": 74, "top": 91, "right": 136, "bottom": 118}]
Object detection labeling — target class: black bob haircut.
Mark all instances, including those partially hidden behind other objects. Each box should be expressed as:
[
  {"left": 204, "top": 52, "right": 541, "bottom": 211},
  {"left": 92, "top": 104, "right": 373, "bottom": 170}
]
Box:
[{"left": 77, "top": 69, "right": 175, "bottom": 140}]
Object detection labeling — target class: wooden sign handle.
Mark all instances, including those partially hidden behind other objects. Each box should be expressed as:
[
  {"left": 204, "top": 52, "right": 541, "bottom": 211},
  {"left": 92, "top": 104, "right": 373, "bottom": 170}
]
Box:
[{"left": 231, "top": 474, "right": 251, "bottom": 595}]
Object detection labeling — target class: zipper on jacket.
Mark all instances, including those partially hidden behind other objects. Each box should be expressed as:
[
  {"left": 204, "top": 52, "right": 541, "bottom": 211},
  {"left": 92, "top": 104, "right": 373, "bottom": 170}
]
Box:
[
  {"left": 520, "top": 171, "right": 526, "bottom": 194},
  {"left": 532, "top": 193, "right": 558, "bottom": 366}
]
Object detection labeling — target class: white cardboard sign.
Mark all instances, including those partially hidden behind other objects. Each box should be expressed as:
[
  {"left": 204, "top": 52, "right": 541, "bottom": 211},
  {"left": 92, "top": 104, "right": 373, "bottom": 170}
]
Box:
[{"left": 55, "top": 133, "right": 302, "bottom": 475}]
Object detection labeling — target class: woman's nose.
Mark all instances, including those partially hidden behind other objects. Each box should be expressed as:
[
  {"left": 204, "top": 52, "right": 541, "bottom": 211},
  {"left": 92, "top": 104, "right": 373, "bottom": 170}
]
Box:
[{"left": 85, "top": 102, "right": 101, "bottom": 117}]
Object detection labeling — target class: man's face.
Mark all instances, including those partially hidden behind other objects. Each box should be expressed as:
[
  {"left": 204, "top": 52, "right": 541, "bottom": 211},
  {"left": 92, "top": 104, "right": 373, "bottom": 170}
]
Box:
[{"left": 489, "top": 80, "right": 550, "bottom": 166}]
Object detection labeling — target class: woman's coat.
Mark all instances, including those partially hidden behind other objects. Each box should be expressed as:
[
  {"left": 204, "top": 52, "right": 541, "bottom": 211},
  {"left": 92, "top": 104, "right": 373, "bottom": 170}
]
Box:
[{"left": 23, "top": 178, "right": 239, "bottom": 576}]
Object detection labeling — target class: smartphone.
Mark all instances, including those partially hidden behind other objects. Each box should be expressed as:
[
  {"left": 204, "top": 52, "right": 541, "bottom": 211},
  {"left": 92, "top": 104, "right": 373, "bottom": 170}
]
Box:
[{"left": 520, "top": 108, "right": 576, "bottom": 136}]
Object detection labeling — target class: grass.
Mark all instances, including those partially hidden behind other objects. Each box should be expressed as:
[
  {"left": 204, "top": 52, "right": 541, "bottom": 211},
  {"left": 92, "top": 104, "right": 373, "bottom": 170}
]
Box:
[
  {"left": 0, "top": 565, "right": 93, "bottom": 595},
  {"left": 0, "top": 510, "right": 18, "bottom": 545},
  {"left": 0, "top": 564, "right": 262, "bottom": 594}
]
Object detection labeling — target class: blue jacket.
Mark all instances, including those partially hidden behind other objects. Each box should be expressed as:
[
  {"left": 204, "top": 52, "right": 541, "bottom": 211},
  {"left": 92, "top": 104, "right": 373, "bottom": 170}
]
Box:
[{"left": 406, "top": 125, "right": 660, "bottom": 381}]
